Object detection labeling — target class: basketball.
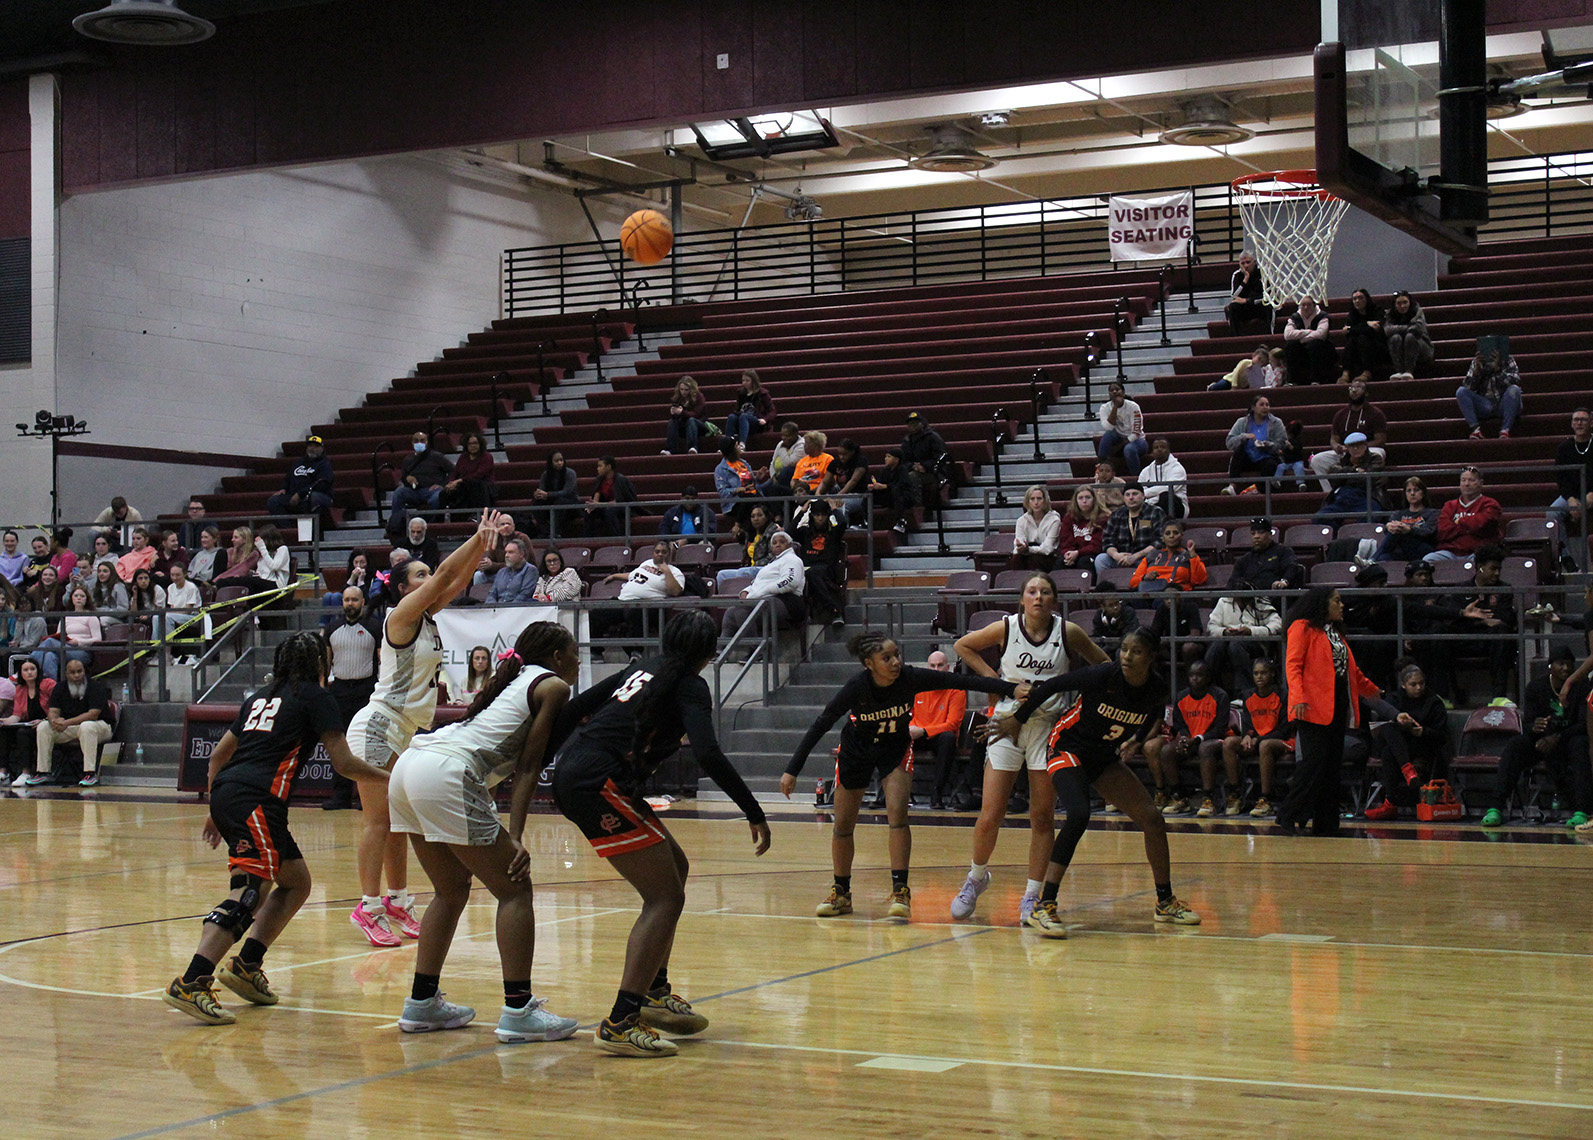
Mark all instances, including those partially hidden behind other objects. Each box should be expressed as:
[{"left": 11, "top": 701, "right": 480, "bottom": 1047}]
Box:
[{"left": 620, "top": 209, "right": 673, "bottom": 265}]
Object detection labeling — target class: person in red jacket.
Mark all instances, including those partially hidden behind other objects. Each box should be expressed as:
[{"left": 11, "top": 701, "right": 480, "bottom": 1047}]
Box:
[
  {"left": 1425, "top": 465, "right": 1503, "bottom": 563},
  {"left": 911, "top": 651, "right": 968, "bottom": 810},
  {"left": 1279, "top": 587, "right": 1382, "bottom": 836}
]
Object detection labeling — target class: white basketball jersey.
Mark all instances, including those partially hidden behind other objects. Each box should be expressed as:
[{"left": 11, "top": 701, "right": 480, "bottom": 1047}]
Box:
[
  {"left": 991, "top": 613, "right": 1070, "bottom": 718},
  {"left": 370, "top": 611, "right": 445, "bottom": 731},
  {"left": 421, "top": 664, "right": 554, "bottom": 786}
]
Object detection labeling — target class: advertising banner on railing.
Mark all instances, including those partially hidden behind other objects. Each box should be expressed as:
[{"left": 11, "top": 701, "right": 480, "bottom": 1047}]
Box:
[
  {"left": 435, "top": 605, "right": 592, "bottom": 691},
  {"left": 1108, "top": 190, "right": 1194, "bottom": 261}
]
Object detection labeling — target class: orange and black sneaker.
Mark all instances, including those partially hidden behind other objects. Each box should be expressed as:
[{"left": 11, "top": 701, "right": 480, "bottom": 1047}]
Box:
[{"left": 164, "top": 976, "right": 236, "bottom": 1025}]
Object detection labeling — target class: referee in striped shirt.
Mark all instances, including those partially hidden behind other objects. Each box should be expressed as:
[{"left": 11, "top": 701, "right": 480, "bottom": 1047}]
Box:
[{"left": 321, "top": 585, "right": 381, "bottom": 809}]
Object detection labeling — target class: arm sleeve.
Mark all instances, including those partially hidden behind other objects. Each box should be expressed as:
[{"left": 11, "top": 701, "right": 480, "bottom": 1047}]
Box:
[
  {"left": 785, "top": 678, "right": 862, "bottom": 777},
  {"left": 679, "top": 678, "right": 765, "bottom": 824},
  {"left": 550, "top": 670, "right": 629, "bottom": 746},
  {"left": 901, "top": 665, "right": 1015, "bottom": 700},
  {"left": 309, "top": 687, "right": 344, "bottom": 737}
]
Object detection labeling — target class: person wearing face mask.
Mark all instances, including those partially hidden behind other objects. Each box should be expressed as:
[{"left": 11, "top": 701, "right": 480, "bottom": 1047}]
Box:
[
  {"left": 1281, "top": 296, "right": 1338, "bottom": 386},
  {"left": 387, "top": 431, "right": 455, "bottom": 544},
  {"left": 322, "top": 586, "right": 382, "bottom": 810}
]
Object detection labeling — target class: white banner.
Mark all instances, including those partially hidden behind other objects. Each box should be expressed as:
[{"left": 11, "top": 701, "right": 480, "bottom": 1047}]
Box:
[
  {"left": 434, "top": 605, "right": 593, "bottom": 693},
  {"left": 1108, "top": 190, "right": 1194, "bottom": 261}
]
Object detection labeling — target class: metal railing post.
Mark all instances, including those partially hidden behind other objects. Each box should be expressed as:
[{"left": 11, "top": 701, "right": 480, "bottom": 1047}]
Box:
[
  {"left": 537, "top": 342, "right": 551, "bottom": 416},
  {"left": 1158, "top": 265, "right": 1172, "bottom": 346},
  {"left": 990, "top": 409, "right": 1009, "bottom": 508},
  {"left": 489, "top": 372, "right": 505, "bottom": 450},
  {"left": 1113, "top": 298, "right": 1128, "bottom": 381},
  {"left": 1080, "top": 335, "right": 1100, "bottom": 422},
  {"left": 590, "top": 311, "right": 606, "bottom": 383},
  {"left": 1030, "top": 370, "right": 1046, "bottom": 460}
]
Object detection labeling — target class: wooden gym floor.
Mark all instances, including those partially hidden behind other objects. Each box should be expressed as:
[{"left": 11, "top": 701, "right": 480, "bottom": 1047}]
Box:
[{"left": 1, "top": 791, "right": 1588, "bottom": 1140}]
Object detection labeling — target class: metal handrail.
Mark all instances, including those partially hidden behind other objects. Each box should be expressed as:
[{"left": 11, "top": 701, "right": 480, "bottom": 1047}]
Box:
[{"left": 370, "top": 441, "right": 396, "bottom": 528}]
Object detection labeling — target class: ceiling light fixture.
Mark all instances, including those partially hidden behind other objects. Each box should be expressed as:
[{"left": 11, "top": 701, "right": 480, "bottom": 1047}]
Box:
[
  {"left": 1158, "top": 96, "right": 1255, "bottom": 146},
  {"left": 72, "top": 0, "right": 215, "bottom": 46},
  {"left": 908, "top": 124, "right": 998, "bottom": 172}
]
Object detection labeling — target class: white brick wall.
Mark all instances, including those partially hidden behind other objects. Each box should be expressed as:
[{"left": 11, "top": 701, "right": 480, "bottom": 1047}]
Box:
[{"left": 54, "top": 154, "right": 627, "bottom": 498}]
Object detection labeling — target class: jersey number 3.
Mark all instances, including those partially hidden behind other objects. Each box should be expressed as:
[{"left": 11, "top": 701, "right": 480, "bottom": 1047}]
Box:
[
  {"left": 242, "top": 697, "right": 282, "bottom": 733},
  {"left": 613, "top": 672, "right": 654, "bottom": 703}
]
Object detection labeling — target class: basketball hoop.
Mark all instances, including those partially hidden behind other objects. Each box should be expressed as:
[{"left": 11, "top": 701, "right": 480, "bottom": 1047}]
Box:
[{"left": 1230, "top": 170, "right": 1349, "bottom": 307}]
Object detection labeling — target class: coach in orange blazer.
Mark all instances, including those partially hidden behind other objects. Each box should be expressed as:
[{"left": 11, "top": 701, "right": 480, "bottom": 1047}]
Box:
[{"left": 1278, "top": 587, "right": 1381, "bottom": 837}]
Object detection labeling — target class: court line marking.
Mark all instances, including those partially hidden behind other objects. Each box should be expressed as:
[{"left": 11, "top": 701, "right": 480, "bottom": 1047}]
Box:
[{"left": 708, "top": 1039, "right": 1593, "bottom": 1112}]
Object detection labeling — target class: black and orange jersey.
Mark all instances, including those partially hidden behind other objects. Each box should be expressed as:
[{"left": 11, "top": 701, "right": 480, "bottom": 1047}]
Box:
[
  {"left": 1166, "top": 686, "right": 1228, "bottom": 741},
  {"left": 1018, "top": 662, "right": 1166, "bottom": 757},
  {"left": 1236, "top": 686, "right": 1289, "bottom": 740},
  {"left": 213, "top": 681, "right": 342, "bottom": 803}
]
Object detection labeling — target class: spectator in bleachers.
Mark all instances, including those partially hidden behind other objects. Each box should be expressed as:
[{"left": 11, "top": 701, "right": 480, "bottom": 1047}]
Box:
[
  {"left": 1455, "top": 544, "right": 1518, "bottom": 701},
  {"left": 484, "top": 537, "right": 537, "bottom": 605},
  {"left": 267, "top": 434, "right": 334, "bottom": 519},
  {"left": 23, "top": 658, "right": 112, "bottom": 788},
  {"left": 663, "top": 376, "right": 709, "bottom": 455},
  {"left": 239, "top": 524, "right": 293, "bottom": 595},
  {"left": 1094, "top": 481, "right": 1165, "bottom": 576},
  {"left": 1223, "top": 393, "right": 1287, "bottom": 496},
  {"left": 1055, "top": 486, "right": 1105, "bottom": 570},
  {"left": 1281, "top": 296, "right": 1338, "bottom": 386},
  {"left": 213, "top": 526, "right": 258, "bottom": 585},
  {"left": 714, "top": 437, "right": 762, "bottom": 531},
  {"left": 1457, "top": 339, "right": 1523, "bottom": 440},
  {"left": 869, "top": 448, "right": 911, "bottom": 533},
  {"left": 1308, "top": 378, "right": 1389, "bottom": 492},
  {"left": 1312, "top": 432, "right": 1386, "bottom": 529},
  {"left": 31, "top": 585, "right": 101, "bottom": 682},
  {"left": 1208, "top": 345, "right": 1279, "bottom": 392},
  {"left": 386, "top": 429, "right": 455, "bottom": 543},
  {"left": 1, "top": 659, "right": 52, "bottom": 786},
  {"left": 89, "top": 562, "right": 128, "bottom": 613},
  {"left": 721, "top": 530, "right": 806, "bottom": 643},
  {"left": 1425, "top": 465, "right": 1503, "bottom": 562},
  {"left": 1225, "top": 658, "right": 1291, "bottom": 818},
  {"left": 1096, "top": 382, "right": 1147, "bottom": 475},
  {"left": 7, "top": 595, "right": 46, "bottom": 664},
  {"left": 1230, "top": 518, "right": 1303, "bottom": 592},
  {"left": 88, "top": 534, "right": 117, "bottom": 575},
  {"left": 900, "top": 412, "right": 949, "bottom": 528},
  {"left": 1341, "top": 288, "right": 1392, "bottom": 383},
  {"left": 531, "top": 548, "right": 583, "bottom": 603},
  {"left": 909, "top": 650, "right": 967, "bottom": 811},
  {"left": 176, "top": 499, "right": 208, "bottom": 549},
  {"left": 659, "top": 485, "right": 716, "bottom": 546},
  {"left": 1130, "top": 520, "right": 1207, "bottom": 594},
  {"left": 152, "top": 530, "right": 188, "bottom": 589},
  {"left": 1139, "top": 438, "right": 1188, "bottom": 520},
  {"left": 792, "top": 431, "right": 835, "bottom": 498},
  {"left": 48, "top": 529, "right": 77, "bottom": 585},
  {"left": 1143, "top": 659, "right": 1227, "bottom": 816},
  {"left": 185, "top": 526, "right": 226, "bottom": 585},
  {"left": 1204, "top": 590, "right": 1283, "bottom": 693},
  {"left": 717, "top": 503, "right": 775, "bottom": 596},
  {"left": 0, "top": 531, "right": 26, "bottom": 587},
  {"left": 1384, "top": 291, "right": 1433, "bottom": 379},
  {"left": 531, "top": 450, "right": 580, "bottom": 539},
  {"left": 1550, "top": 407, "right": 1593, "bottom": 571},
  {"left": 765, "top": 422, "right": 806, "bottom": 495},
  {"left": 396, "top": 517, "right": 440, "bottom": 570},
  {"left": 92, "top": 495, "right": 142, "bottom": 550},
  {"left": 1009, "top": 485, "right": 1061, "bottom": 573},
  {"left": 441, "top": 430, "right": 496, "bottom": 512},
  {"left": 115, "top": 528, "right": 157, "bottom": 584},
  {"left": 471, "top": 517, "right": 533, "bottom": 587},
  {"left": 1371, "top": 477, "right": 1439, "bottom": 564},
  {"left": 583, "top": 455, "right": 638, "bottom": 539},
  {"left": 600, "top": 540, "right": 686, "bottom": 650},
  {"left": 162, "top": 563, "right": 203, "bottom": 654},
  {"left": 1363, "top": 663, "right": 1453, "bottom": 821},
  {"left": 828, "top": 438, "right": 870, "bottom": 522},
  {"left": 26, "top": 565, "right": 65, "bottom": 618},
  {"left": 128, "top": 567, "right": 167, "bottom": 637},
  {"left": 1274, "top": 419, "right": 1309, "bottom": 491},
  {"left": 1480, "top": 646, "right": 1591, "bottom": 828},
  {"left": 1091, "top": 461, "right": 1126, "bottom": 511},
  {"left": 1090, "top": 586, "right": 1140, "bottom": 655},
  {"left": 1225, "top": 251, "right": 1269, "bottom": 332},
  {"left": 19, "top": 534, "right": 50, "bottom": 590},
  {"left": 724, "top": 369, "right": 775, "bottom": 446},
  {"left": 794, "top": 497, "right": 848, "bottom": 627}
]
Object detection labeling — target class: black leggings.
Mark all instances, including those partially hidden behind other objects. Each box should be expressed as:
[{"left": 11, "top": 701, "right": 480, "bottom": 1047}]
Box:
[
  {"left": 1373, "top": 723, "right": 1450, "bottom": 807},
  {"left": 1049, "top": 765, "right": 1094, "bottom": 872},
  {"left": 1277, "top": 677, "right": 1349, "bottom": 835}
]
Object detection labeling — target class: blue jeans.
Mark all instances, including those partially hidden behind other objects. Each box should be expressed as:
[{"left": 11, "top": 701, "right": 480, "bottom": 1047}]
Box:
[
  {"left": 725, "top": 413, "right": 763, "bottom": 445},
  {"left": 390, "top": 484, "right": 442, "bottom": 525},
  {"left": 1455, "top": 384, "right": 1522, "bottom": 432},
  {"left": 1550, "top": 495, "right": 1589, "bottom": 568},
  {"left": 30, "top": 640, "right": 91, "bottom": 682},
  {"left": 1098, "top": 431, "right": 1148, "bottom": 474},
  {"left": 665, "top": 416, "right": 702, "bottom": 453}
]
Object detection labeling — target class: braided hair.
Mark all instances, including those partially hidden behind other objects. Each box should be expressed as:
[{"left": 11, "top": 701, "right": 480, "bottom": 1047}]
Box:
[
  {"left": 461, "top": 621, "right": 574, "bottom": 723},
  {"left": 269, "top": 631, "right": 327, "bottom": 696},
  {"left": 629, "top": 609, "right": 718, "bottom": 763},
  {"left": 845, "top": 629, "right": 892, "bottom": 664}
]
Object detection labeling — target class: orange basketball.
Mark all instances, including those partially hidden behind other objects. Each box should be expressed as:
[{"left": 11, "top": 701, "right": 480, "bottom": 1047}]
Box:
[{"left": 620, "top": 209, "right": 674, "bottom": 265}]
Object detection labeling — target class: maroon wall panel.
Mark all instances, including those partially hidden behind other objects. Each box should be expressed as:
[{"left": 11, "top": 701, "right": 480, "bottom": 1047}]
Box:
[
  {"left": 57, "top": 0, "right": 1338, "bottom": 192},
  {"left": 0, "top": 78, "right": 29, "bottom": 239}
]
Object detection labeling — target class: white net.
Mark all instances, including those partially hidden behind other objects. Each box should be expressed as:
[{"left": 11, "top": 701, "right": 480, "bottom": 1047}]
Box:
[{"left": 1232, "top": 173, "right": 1349, "bottom": 307}]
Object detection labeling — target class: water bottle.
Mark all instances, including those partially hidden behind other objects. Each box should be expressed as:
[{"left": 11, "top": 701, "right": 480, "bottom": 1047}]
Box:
[
  {"left": 134, "top": 743, "right": 144, "bottom": 765},
  {"left": 120, "top": 682, "right": 130, "bottom": 703}
]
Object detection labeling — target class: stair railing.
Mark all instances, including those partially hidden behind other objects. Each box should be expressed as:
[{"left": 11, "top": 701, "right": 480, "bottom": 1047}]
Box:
[
  {"left": 370, "top": 441, "right": 396, "bottom": 528},
  {"left": 1028, "top": 369, "right": 1048, "bottom": 460},
  {"left": 989, "top": 407, "right": 1011, "bottom": 508}
]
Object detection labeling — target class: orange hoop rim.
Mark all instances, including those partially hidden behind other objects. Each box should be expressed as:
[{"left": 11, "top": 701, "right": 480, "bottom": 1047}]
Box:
[{"left": 1230, "top": 169, "right": 1339, "bottom": 202}]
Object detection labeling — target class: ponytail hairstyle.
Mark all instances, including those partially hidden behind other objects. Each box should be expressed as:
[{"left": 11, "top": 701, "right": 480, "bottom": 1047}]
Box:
[
  {"left": 381, "top": 557, "right": 418, "bottom": 607},
  {"left": 461, "top": 621, "right": 574, "bottom": 723},
  {"left": 269, "top": 631, "right": 326, "bottom": 696},
  {"left": 846, "top": 628, "right": 892, "bottom": 664},
  {"left": 628, "top": 609, "right": 719, "bottom": 763},
  {"left": 1120, "top": 625, "right": 1160, "bottom": 658}
]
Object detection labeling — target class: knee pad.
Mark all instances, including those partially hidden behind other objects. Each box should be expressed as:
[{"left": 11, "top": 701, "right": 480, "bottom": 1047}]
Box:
[{"left": 203, "top": 897, "right": 255, "bottom": 939}]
